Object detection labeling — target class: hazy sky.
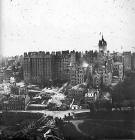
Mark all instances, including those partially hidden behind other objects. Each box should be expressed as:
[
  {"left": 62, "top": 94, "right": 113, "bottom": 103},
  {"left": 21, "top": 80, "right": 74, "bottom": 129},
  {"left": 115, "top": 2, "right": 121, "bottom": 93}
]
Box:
[{"left": 1, "top": 0, "right": 135, "bottom": 56}]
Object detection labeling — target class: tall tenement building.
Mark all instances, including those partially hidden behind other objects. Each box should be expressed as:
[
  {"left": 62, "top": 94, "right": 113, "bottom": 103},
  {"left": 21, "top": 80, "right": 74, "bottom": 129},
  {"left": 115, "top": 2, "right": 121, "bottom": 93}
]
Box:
[
  {"left": 113, "top": 62, "right": 123, "bottom": 80},
  {"left": 83, "top": 50, "right": 98, "bottom": 64},
  {"left": 131, "top": 52, "right": 135, "bottom": 71},
  {"left": 123, "top": 52, "right": 132, "bottom": 72},
  {"left": 23, "top": 52, "right": 52, "bottom": 85},
  {"left": 113, "top": 52, "right": 123, "bottom": 63},
  {"left": 105, "top": 57, "right": 114, "bottom": 73},
  {"left": 53, "top": 51, "right": 70, "bottom": 83},
  {"left": 70, "top": 50, "right": 76, "bottom": 65},
  {"left": 0, "top": 70, "right": 4, "bottom": 84},
  {"left": 61, "top": 51, "right": 70, "bottom": 82},
  {"left": 92, "top": 72, "right": 101, "bottom": 88},
  {"left": 23, "top": 51, "right": 70, "bottom": 85},
  {"left": 23, "top": 53, "right": 31, "bottom": 83},
  {"left": 52, "top": 51, "right": 61, "bottom": 83},
  {"left": 70, "top": 64, "right": 85, "bottom": 86},
  {"left": 102, "top": 72, "right": 112, "bottom": 87}
]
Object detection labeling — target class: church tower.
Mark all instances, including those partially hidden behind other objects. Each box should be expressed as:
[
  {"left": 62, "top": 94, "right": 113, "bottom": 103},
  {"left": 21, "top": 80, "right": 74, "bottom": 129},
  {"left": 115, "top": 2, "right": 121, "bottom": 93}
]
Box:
[{"left": 98, "top": 35, "right": 107, "bottom": 54}]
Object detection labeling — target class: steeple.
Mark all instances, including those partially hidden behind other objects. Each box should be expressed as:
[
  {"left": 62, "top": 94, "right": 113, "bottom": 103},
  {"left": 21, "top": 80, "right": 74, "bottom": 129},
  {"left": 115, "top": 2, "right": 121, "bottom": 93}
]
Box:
[
  {"left": 98, "top": 34, "right": 107, "bottom": 54},
  {"left": 102, "top": 34, "right": 103, "bottom": 40}
]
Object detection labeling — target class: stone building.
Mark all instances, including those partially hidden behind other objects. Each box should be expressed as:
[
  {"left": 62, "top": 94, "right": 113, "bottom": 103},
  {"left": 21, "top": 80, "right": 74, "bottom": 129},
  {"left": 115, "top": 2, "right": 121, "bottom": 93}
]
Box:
[
  {"left": 113, "top": 52, "right": 123, "bottom": 63},
  {"left": 0, "top": 70, "right": 4, "bottom": 84},
  {"left": 23, "top": 51, "right": 70, "bottom": 86},
  {"left": 98, "top": 35, "right": 107, "bottom": 54},
  {"left": 23, "top": 52, "right": 31, "bottom": 83},
  {"left": 23, "top": 52, "right": 52, "bottom": 85},
  {"left": 70, "top": 50, "right": 76, "bottom": 65},
  {"left": 123, "top": 51, "right": 131, "bottom": 72},
  {"left": 84, "top": 50, "right": 94, "bottom": 64},
  {"left": 85, "top": 64, "right": 93, "bottom": 88},
  {"left": 105, "top": 57, "right": 113, "bottom": 73},
  {"left": 61, "top": 51, "right": 70, "bottom": 82},
  {"left": 102, "top": 72, "right": 112, "bottom": 87},
  {"left": 113, "top": 62, "right": 123, "bottom": 80},
  {"left": 92, "top": 72, "right": 101, "bottom": 88},
  {"left": 52, "top": 51, "right": 70, "bottom": 84},
  {"left": 67, "top": 87, "right": 84, "bottom": 105},
  {"left": 2, "top": 95, "right": 30, "bottom": 111},
  {"left": 4, "top": 66, "right": 13, "bottom": 83},
  {"left": 70, "top": 64, "right": 85, "bottom": 86},
  {"left": 84, "top": 88, "right": 100, "bottom": 103},
  {"left": 131, "top": 52, "right": 135, "bottom": 71}
]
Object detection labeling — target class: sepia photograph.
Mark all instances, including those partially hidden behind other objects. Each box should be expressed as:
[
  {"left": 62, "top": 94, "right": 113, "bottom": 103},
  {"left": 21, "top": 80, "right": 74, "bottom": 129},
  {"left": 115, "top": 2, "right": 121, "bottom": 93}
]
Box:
[{"left": 0, "top": 0, "right": 135, "bottom": 139}]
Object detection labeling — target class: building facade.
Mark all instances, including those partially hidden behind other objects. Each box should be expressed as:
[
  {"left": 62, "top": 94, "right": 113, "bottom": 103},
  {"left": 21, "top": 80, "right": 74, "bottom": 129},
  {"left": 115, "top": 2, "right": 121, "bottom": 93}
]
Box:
[
  {"left": 23, "top": 51, "right": 71, "bottom": 85},
  {"left": 113, "top": 62, "right": 123, "bottom": 80},
  {"left": 0, "top": 70, "right": 4, "bottom": 84},
  {"left": 131, "top": 52, "right": 135, "bottom": 71},
  {"left": 105, "top": 57, "right": 113, "bottom": 73},
  {"left": 4, "top": 66, "right": 13, "bottom": 83},
  {"left": 85, "top": 89, "right": 99, "bottom": 103},
  {"left": 23, "top": 52, "right": 52, "bottom": 85},
  {"left": 67, "top": 88, "right": 84, "bottom": 105},
  {"left": 2, "top": 95, "right": 29, "bottom": 111},
  {"left": 70, "top": 64, "right": 85, "bottom": 86},
  {"left": 102, "top": 72, "right": 112, "bottom": 87},
  {"left": 92, "top": 72, "right": 101, "bottom": 88},
  {"left": 123, "top": 52, "right": 131, "bottom": 72},
  {"left": 113, "top": 52, "right": 123, "bottom": 63},
  {"left": 84, "top": 50, "right": 95, "bottom": 64}
]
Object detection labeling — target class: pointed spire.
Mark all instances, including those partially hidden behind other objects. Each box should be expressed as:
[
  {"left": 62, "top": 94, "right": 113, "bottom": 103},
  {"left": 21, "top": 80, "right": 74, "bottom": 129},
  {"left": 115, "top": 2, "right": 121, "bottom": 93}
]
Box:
[{"left": 102, "top": 33, "right": 104, "bottom": 41}]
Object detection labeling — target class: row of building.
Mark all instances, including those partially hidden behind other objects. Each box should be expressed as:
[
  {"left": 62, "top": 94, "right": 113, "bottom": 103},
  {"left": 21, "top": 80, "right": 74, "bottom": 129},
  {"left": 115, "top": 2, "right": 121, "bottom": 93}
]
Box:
[
  {"left": 1, "top": 94, "right": 30, "bottom": 111},
  {"left": 23, "top": 50, "right": 81, "bottom": 85},
  {"left": 0, "top": 56, "right": 23, "bottom": 84},
  {"left": 21, "top": 36, "right": 135, "bottom": 87}
]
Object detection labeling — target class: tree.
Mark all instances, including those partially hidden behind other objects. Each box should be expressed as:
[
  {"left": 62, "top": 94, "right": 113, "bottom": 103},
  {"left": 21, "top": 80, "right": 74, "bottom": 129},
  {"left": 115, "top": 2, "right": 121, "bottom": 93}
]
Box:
[
  {"left": 111, "top": 72, "right": 135, "bottom": 109},
  {"left": 112, "top": 82, "right": 124, "bottom": 104}
]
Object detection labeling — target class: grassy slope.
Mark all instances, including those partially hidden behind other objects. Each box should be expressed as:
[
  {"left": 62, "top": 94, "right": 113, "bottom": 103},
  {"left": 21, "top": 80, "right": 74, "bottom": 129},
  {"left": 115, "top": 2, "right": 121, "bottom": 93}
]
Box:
[{"left": 62, "top": 111, "right": 135, "bottom": 139}]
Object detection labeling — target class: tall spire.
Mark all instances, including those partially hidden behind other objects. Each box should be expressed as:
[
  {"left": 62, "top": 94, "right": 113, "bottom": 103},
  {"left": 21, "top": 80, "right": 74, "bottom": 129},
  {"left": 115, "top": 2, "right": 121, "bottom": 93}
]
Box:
[
  {"left": 102, "top": 34, "right": 103, "bottom": 40},
  {"left": 98, "top": 33, "right": 107, "bottom": 54}
]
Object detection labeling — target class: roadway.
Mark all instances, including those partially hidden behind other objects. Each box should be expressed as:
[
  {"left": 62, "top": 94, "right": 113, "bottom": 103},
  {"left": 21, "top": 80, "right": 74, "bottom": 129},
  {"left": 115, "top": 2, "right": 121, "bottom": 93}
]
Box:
[{"left": 0, "top": 109, "right": 90, "bottom": 118}]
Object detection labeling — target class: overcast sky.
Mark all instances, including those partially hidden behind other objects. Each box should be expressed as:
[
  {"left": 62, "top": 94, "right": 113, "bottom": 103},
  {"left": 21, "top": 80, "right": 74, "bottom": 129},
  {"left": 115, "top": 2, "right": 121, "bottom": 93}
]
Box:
[{"left": 1, "top": 0, "right": 135, "bottom": 56}]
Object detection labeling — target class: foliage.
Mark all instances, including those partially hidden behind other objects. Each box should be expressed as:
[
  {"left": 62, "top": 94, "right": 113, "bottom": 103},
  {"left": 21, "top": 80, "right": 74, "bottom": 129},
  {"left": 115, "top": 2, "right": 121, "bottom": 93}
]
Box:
[{"left": 112, "top": 72, "right": 135, "bottom": 104}]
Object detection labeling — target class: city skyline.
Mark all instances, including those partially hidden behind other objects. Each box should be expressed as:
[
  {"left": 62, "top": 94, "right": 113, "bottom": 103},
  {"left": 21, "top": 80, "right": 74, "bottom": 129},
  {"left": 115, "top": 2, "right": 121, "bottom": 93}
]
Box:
[{"left": 1, "top": 0, "right": 135, "bottom": 56}]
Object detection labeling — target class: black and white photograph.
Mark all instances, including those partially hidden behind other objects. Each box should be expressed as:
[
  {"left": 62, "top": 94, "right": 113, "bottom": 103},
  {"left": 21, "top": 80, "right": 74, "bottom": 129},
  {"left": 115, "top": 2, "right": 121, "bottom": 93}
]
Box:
[{"left": 0, "top": 0, "right": 135, "bottom": 139}]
